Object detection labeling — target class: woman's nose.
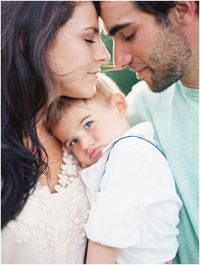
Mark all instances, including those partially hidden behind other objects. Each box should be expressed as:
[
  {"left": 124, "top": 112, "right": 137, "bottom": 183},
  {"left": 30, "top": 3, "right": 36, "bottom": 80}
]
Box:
[{"left": 95, "top": 40, "right": 110, "bottom": 63}]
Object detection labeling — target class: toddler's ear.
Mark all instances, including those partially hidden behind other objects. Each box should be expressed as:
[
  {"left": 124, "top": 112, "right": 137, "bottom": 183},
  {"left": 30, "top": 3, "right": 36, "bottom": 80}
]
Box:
[{"left": 111, "top": 92, "right": 128, "bottom": 117}]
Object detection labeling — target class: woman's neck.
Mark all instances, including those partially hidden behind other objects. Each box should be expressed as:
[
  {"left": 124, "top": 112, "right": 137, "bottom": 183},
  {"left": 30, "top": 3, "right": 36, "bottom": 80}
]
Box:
[{"left": 37, "top": 119, "right": 63, "bottom": 193}]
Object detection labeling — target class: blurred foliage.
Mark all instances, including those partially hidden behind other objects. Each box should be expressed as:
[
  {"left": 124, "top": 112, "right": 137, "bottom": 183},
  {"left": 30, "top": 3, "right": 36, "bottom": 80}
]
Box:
[{"left": 100, "top": 31, "right": 139, "bottom": 95}]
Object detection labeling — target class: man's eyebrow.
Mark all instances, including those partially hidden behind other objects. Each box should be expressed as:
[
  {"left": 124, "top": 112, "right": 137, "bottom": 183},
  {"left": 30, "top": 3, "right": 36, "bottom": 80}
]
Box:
[{"left": 109, "top": 23, "right": 132, "bottom": 36}]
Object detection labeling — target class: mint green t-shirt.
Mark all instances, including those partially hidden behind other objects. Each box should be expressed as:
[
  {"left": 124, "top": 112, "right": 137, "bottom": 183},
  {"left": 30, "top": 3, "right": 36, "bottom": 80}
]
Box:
[{"left": 127, "top": 80, "right": 199, "bottom": 264}]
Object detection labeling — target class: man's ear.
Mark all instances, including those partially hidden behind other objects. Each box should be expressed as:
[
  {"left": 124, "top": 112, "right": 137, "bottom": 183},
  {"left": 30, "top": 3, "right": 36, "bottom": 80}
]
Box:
[
  {"left": 169, "top": 1, "right": 197, "bottom": 26},
  {"left": 110, "top": 92, "right": 128, "bottom": 117}
]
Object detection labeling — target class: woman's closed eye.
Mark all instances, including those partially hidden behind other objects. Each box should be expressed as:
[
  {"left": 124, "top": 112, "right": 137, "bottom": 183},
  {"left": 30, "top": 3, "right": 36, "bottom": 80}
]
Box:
[
  {"left": 84, "top": 121, "right": 94, "bottom": 129},
  {"left": 84, "top": 38, "right": 95, "bottom": 44}
]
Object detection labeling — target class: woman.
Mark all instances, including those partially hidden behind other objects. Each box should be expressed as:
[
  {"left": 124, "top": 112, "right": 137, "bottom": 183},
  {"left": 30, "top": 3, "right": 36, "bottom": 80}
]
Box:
[{"left": 1, "top": 1, "right": 109, "bottom": 263}]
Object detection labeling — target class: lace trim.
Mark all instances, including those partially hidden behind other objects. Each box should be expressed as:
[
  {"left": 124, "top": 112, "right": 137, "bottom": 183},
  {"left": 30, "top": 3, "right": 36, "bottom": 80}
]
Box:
[
  {"left": 5, "top": 146, "right": 90, "bottom": 263},
  {"left": 55, "top": 146, "right": 81, "bottom": 192}
]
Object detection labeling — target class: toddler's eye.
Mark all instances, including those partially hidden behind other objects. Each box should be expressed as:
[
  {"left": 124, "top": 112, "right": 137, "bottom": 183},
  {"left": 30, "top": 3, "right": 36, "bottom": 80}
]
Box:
[
  {"left": 69, "top": 139, "right": 78, "bottom": 147},
  {"left": 84, "top": 121, "right": 93, "bottom": 129}
]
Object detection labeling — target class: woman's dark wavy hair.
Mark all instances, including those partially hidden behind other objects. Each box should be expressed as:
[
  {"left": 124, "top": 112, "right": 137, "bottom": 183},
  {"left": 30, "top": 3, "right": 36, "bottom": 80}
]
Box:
[
  {"left": 94, "top": 1, "right": 199, "bottom": 22},
  {"left": 1, "top": 1, "right": 78, "bottom": 229}
]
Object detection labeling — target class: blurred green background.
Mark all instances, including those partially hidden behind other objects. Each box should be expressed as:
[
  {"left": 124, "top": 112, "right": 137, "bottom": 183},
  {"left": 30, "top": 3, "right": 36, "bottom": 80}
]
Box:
[{"left": 100, "top": 32, "right": 139, "bottom": 95}]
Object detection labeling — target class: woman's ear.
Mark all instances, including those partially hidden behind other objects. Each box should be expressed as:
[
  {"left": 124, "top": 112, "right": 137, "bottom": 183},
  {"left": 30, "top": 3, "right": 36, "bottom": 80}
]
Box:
[{"left": 110, "top": 92, "right": 128, "bottom": 117}]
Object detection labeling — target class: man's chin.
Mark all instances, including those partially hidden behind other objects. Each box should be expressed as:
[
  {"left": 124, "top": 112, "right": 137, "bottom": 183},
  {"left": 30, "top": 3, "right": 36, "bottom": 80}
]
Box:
[
  {"left": 149, "top": 82, "right": 169, "bottom": 93},
  {"left": 143, "top": 79, "right": 164, "bottom": 93},
  {"left": 140, "top": 78, "right": 155, "bottom": 91}
]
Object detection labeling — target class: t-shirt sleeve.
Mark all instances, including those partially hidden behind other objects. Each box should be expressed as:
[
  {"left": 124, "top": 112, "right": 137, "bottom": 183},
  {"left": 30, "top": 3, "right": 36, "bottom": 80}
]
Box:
[{"left": 84, "top": 138, "right": 182, "bottom": 249}]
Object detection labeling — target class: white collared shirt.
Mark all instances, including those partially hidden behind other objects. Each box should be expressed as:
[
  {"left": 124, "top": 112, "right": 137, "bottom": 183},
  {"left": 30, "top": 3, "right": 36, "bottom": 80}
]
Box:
[{"left": 81, "top": 122, "right": 182, "bottom": 264}]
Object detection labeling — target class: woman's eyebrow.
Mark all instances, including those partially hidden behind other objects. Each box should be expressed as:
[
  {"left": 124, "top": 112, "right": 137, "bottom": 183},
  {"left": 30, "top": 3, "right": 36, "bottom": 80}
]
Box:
[{"left": 83, "top": 27, "right": 99, "bottom": 33}]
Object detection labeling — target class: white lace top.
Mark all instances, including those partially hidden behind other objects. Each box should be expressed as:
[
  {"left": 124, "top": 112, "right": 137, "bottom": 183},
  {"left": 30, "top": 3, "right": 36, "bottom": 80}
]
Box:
[{"left": 1, "top": 148, "right": 90, "bottom": 264}]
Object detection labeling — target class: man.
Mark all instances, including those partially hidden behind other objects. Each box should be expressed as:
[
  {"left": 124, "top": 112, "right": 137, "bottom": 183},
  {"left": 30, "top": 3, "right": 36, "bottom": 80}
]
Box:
[{"left": 94, "top": 1, "right": 199, "bottom": 264}]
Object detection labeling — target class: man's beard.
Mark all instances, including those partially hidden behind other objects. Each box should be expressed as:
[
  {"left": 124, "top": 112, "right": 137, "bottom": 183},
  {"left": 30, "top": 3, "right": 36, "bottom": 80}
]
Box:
[{"left": 146, "top": 25, "right": 192, "bottom": 92}]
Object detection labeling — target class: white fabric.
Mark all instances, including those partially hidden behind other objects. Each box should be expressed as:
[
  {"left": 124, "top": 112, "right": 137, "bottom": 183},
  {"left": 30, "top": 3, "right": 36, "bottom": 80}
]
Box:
[
  {"left": 1, "top": 150, "right": 90, "bottom": 264},
  {"left": 81, "top": 122, "right": 182, "bottom": 264}
]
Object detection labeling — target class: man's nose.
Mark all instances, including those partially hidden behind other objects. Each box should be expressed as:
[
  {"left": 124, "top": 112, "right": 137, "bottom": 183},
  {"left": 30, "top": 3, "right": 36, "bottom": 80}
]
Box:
[{"left": 113, "top": 42, "right": 132, "bottom": 69}]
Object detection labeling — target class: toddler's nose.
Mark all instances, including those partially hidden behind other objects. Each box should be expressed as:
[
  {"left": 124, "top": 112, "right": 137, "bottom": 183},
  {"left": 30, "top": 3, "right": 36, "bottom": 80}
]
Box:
[{"left": 80, "top": 138, "right": 93, "bottom": 151}]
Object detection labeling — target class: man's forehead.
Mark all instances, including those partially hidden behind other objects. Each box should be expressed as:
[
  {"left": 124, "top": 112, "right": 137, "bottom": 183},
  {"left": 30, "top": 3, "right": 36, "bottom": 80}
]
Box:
[
  {"left": 101, "top": 1, "right": 134, "bottom": 18},
  {"left": 100, "top": 1, "right": 137, "bottom": 15},
  {"left": 100, "top": 1, "right": 138, "bottom": 32}
]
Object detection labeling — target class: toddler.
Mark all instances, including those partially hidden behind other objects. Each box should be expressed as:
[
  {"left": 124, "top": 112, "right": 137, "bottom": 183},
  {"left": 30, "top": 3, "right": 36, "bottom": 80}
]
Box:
[{"left": 46, "top": 73, "right": 182, "bottom": 264}]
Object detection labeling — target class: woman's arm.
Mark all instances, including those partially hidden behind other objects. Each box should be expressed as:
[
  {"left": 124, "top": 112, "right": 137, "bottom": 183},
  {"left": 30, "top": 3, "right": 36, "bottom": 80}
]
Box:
[{"left": 86, "top": 240, "right": 121, "bottom": 264}]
